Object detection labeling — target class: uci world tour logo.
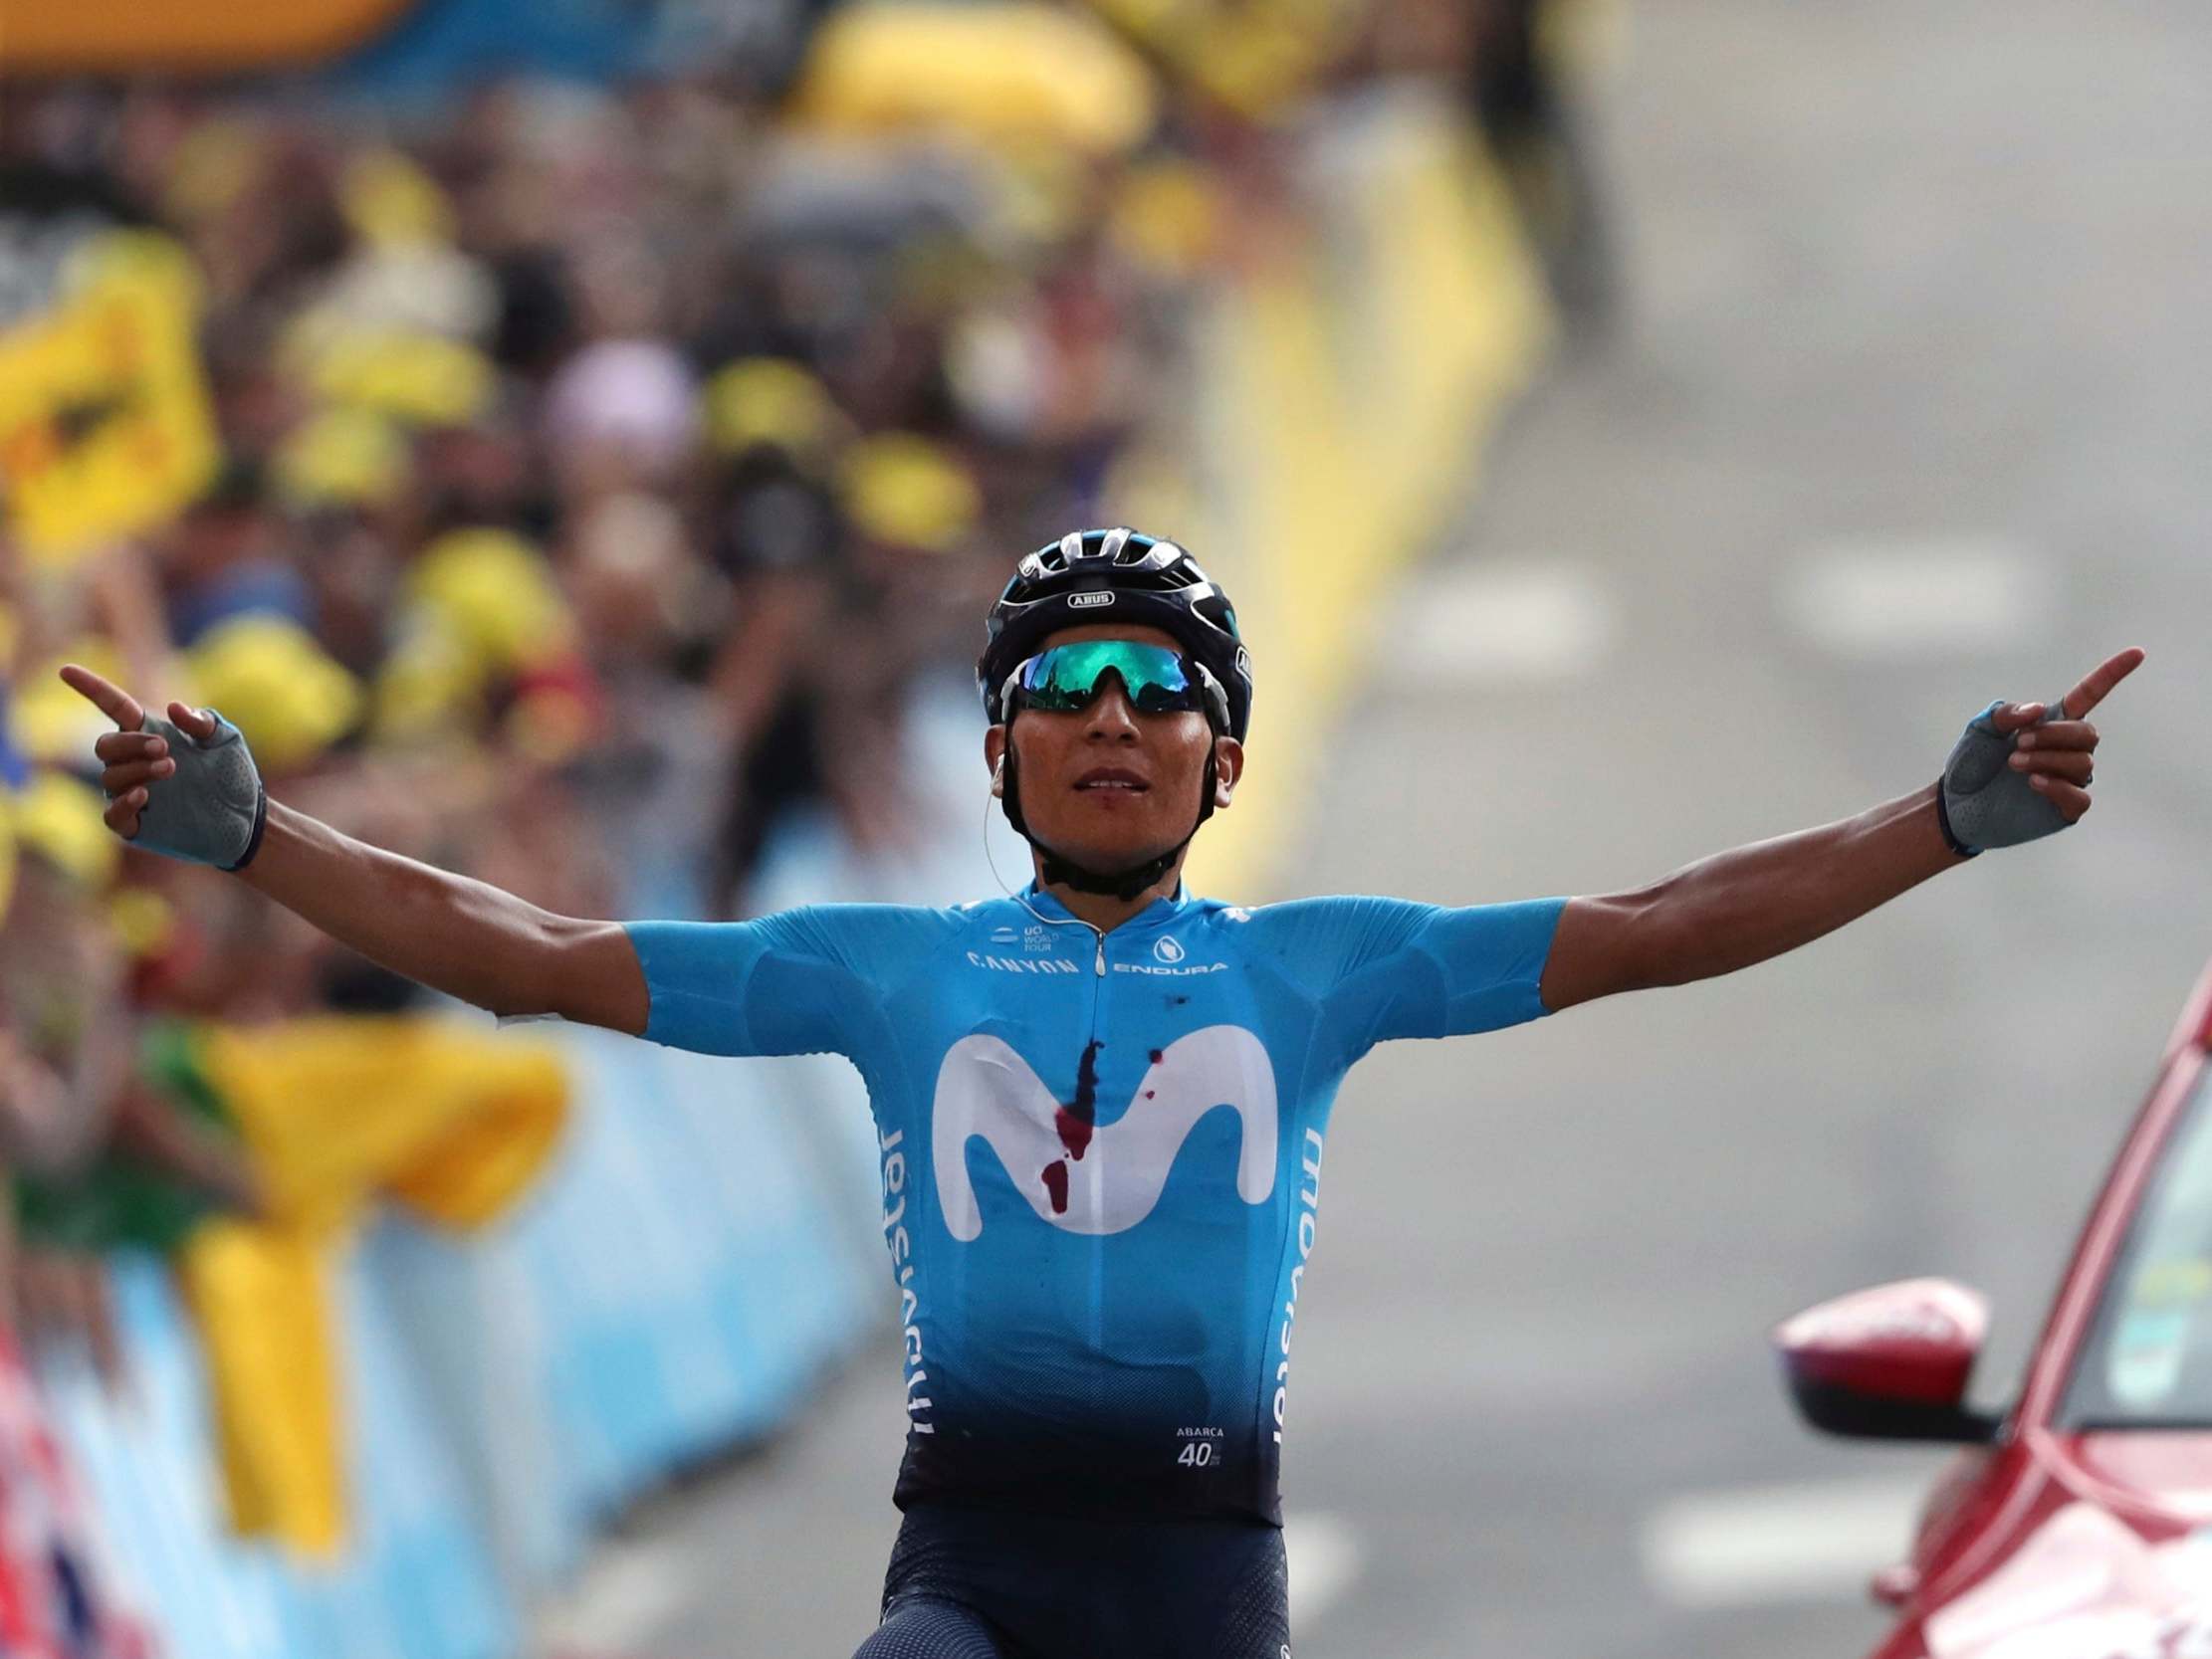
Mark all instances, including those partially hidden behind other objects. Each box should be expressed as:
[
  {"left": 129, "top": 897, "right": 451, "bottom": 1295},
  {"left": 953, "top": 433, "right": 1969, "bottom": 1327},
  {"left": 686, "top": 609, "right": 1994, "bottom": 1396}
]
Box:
[{"left": 932, "top": 1027, "right": 1277, "bottom": 1239}]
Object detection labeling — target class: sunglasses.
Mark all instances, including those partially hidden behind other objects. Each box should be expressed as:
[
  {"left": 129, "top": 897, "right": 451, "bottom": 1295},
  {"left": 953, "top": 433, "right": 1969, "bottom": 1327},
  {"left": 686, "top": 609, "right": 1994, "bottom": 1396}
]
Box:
[{"left": 1003, "top": 641, "right": 1228, "bottom": 728}]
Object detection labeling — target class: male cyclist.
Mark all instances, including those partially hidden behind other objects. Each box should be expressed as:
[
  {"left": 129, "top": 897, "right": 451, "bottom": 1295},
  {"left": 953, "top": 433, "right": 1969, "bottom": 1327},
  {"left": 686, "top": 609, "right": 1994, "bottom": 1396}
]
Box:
[{"left": 63, "top": 526, "right": 2139, "bottom": 1658}]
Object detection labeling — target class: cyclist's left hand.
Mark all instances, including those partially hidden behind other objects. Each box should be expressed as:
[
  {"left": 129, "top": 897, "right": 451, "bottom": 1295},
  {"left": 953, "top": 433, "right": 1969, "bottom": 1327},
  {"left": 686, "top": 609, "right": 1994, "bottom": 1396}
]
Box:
[{"left": 1989, "top": 646, "right": 2144, "bottom": 824}]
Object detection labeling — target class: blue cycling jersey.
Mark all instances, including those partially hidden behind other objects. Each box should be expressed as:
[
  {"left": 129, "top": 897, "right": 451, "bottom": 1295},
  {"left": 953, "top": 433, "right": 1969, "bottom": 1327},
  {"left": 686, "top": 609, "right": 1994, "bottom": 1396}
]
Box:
[{"left": 625, "top": 881, "right": 1564, "bottom": 1525}]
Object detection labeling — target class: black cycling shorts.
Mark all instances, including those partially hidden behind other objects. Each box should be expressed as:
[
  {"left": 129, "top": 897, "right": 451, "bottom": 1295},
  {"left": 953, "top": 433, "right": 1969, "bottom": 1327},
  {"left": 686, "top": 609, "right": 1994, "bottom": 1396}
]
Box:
[{"left": 853, "top": 1502, "right": 1292, "bottom": 1659}]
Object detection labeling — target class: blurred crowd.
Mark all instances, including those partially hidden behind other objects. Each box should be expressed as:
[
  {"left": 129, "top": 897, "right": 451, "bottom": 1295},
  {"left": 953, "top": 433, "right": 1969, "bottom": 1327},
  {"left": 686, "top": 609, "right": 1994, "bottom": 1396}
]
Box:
[{"left": 0, "top": 0, "right": 1607, "bottom": 1647}]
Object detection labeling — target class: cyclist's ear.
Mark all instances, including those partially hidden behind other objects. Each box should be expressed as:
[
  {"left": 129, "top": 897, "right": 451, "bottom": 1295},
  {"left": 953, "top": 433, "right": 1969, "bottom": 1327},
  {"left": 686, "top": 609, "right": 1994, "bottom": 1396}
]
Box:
[
  {"left": 1213, "top": 735, "right": 1243, "bottom": 807},
  {"left": 984, "top": 725, "right": 1007, "bottom": 795}
]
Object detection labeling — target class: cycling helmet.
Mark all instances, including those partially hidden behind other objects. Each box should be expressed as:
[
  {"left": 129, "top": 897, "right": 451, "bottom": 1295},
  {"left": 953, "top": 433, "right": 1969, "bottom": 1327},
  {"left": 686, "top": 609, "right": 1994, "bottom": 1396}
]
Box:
[
  {"left": 978, "top": 527, "right": 1252, "bottom": 900},
  {"left": 978, "top": 527, "right": 1252, "bottom": 742}
]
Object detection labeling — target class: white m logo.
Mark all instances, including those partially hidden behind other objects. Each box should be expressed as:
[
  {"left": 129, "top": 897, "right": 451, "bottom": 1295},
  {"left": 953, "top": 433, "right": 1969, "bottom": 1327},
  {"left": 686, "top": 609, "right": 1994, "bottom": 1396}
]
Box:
[{"left": 933, "top": 1026, "right": 1277, "bottom": 1240}]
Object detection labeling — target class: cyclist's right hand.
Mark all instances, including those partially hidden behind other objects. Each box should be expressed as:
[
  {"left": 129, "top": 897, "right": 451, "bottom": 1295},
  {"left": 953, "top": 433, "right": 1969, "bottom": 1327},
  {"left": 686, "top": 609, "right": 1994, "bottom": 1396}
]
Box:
[{"left": 61, "top": 665, "right": 267, "bottom": 869}]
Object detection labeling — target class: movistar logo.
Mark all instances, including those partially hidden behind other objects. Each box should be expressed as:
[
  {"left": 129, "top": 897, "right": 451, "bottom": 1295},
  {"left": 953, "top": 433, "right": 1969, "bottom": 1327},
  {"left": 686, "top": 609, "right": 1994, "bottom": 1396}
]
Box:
[{"left": 932, "top": 1027, "right": 1277, "bottom": 1239}]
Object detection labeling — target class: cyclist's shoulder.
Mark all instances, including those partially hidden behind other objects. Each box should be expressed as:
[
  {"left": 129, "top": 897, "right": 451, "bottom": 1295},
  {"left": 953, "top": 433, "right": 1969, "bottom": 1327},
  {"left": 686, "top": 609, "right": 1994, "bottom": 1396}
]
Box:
[
  {"left": 655, "top": 900, "right": 977, "bottom": 974},
  {"left": 1221, "top": 892, "right": 1562, "bottom": 952},
  {"left": 788, "top": 899, "right": 983, "bottom": 951},
  {"left": 1205, "top": 891, "right": 1426, "bottom": 936},
  {"left": 1185, "top": 891, "right": 1429, "bottom": 967}
]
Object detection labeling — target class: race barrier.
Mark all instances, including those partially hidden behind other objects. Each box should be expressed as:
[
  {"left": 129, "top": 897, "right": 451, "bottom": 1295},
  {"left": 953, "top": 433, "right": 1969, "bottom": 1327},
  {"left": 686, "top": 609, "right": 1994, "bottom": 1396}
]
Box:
[
  {"left": 34, "top": 1025, "right": 875, "bottom": 1659},
  {"left": 40, "top": 1252, "right": 516, "bottom": 1659}
]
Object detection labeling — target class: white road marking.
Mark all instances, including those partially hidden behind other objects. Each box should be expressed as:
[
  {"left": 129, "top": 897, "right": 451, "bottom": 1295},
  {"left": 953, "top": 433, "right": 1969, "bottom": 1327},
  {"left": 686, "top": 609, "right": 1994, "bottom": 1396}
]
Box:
[
  {"left": 1377, "top": 561, "right": 1618, "bottom": 685},
  {"left": 1779, "top": 538, "right": 2054, "bottom": 660},
  {"left": 1288, "top": 1511, "right": 1363, "bottom": 1633},
  {"left": 1641, "top": 1473, "right": 1933, "bottom": 1608}
]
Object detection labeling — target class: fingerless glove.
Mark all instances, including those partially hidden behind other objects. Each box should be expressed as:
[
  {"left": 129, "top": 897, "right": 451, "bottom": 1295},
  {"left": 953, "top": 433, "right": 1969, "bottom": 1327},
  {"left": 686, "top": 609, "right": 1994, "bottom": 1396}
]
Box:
[
  {"left": 134, "top": 710, "right": 268, "bottom": 871},
  {"left": 1937, "top": 699, "right": 2070, "bottom": 857}
]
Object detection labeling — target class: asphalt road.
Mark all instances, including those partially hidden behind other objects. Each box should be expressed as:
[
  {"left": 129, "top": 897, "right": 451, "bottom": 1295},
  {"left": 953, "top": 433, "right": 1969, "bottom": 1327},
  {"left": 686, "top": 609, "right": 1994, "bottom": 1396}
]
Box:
[{"left": 550, "top": 4, "right": 2212, "bottom": 1654}]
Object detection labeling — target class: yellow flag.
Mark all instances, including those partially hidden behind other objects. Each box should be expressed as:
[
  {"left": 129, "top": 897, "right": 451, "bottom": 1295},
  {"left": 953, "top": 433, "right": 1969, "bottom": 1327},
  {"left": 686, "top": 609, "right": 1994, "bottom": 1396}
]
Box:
[
  {"left": 0, "top": 232, "right": 220, "bottom": 570},
  {"left": 182, "top": 1016, "right": 569, "bottom": 1553}
]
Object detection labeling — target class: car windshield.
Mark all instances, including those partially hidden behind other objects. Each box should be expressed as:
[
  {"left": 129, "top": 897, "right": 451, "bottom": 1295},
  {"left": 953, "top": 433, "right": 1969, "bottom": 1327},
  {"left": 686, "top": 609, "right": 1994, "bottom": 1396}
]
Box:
[{"left": 2063, "top": 1065, "right": 2212, "bottom": 1429}]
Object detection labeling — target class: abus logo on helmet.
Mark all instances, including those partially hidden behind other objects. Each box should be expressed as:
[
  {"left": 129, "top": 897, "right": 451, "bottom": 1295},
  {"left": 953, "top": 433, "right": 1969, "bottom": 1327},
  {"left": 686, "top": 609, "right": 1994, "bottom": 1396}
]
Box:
[
  {"left": 1153, "top": 935, "right": 1186, "bottom": 964},
  {"left": 1067, "top": 591, "right": 1115, "bottom": 609},
  {"left": 933, "top": 1028, "right": 1277, "bottom": 1239}
]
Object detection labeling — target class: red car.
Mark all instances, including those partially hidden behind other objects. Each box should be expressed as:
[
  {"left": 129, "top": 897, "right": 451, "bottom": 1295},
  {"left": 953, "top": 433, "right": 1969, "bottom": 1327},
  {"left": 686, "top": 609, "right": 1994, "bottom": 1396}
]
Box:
[{"left": 1776, "top": 956, "right": 2212, "bottom": 1659}]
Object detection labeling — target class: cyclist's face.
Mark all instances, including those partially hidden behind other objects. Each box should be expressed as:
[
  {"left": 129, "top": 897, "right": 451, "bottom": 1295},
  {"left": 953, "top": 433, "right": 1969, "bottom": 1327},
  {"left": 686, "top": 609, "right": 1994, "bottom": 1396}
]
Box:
[{"left": 985, "top": 623, "right": 1241, "bottom": 866}]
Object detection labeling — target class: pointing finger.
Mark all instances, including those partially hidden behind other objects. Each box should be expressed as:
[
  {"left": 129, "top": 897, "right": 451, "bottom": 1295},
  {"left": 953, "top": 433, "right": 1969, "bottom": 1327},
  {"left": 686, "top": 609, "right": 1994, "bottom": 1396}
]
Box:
[
  {"left": 2057, "top": 647, "right": 2146, "bottom": 721},
  {"left": 58, "top": 664, "right": 145, "bottom": 732}
]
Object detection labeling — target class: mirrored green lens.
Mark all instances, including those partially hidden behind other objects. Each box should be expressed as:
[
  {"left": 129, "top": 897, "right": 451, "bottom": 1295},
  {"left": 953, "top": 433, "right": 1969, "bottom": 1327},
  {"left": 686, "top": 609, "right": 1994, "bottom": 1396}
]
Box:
[{"left": 1015, "top": 641, "right": 1200, "bottom": 715}]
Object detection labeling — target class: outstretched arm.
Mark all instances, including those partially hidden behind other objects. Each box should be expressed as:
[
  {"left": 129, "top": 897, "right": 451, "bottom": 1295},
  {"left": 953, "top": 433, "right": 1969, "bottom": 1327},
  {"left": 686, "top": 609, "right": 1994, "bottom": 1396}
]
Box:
[
  {"left": 61, "top": 665, "right": 648, "bottom": 1034},
  {"left": 1539, "top": 648, "right": 2143, "bottom": 1012},
  {"left": 241, "top": 801, "right": 646, "bottom": 1030}
]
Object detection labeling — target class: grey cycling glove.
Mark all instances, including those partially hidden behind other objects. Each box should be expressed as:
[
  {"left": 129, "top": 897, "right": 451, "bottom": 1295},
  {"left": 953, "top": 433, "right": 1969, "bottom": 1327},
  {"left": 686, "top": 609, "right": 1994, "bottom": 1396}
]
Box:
[
  {"left": 1935, "top": 698, "right": 2070, "bottom": 858},
  {"left": 134, "top": 710, "right": 268, "bottom": 872}
]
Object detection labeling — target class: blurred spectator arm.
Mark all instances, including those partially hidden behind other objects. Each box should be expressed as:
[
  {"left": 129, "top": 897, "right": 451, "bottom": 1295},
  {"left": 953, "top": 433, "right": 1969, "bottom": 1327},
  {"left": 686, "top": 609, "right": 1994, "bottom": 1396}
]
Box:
[
  {"left": 0, "top": 894, "right": 129, "bottom": 1176},
  {"left": 707, "top": 569, "right": 825, "bottom": 756},
  {"left": 238, "top": 800, "right": 647, "bottom": 1033},
  {"left": 0, "top": 1033, "right": 84, "bottom": 1173},
  {"left": 110, "top": 1077, "right": 264, "bottom": 1217},
  {"left": 83, "top": 542, "right": 180, "bottom": 694}
]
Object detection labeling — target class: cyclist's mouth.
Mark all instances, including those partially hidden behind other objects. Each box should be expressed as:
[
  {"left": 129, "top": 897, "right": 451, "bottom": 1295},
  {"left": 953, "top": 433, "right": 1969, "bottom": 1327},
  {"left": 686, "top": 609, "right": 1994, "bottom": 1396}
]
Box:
[{"left": 1074, "top": 767, "right": 1150, "bottom": 794}]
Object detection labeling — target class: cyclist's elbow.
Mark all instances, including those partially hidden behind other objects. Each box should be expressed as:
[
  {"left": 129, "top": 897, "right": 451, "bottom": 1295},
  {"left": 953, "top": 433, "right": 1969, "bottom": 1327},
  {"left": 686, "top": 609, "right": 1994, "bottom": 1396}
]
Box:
[
  {"left": 533, "top": 916, "right": 650, "bottom": 1036},
  {"left": 1541, "top": 888, "right": 1670, "bottom": 1009}
]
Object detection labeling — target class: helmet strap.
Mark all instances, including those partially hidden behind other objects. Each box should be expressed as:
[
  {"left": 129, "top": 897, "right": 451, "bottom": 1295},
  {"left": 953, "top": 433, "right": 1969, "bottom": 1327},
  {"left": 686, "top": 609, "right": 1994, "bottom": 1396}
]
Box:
[{"left": 999, "top": 733, "right": 1218, "bottom": 903}]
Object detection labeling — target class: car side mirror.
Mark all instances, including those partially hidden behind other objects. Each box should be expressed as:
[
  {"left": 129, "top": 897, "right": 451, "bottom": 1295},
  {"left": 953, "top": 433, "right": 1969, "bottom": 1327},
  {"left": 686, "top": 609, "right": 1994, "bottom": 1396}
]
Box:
[{"left": 1773, "top": 1278, "right": 2002, "bottom": 1444}]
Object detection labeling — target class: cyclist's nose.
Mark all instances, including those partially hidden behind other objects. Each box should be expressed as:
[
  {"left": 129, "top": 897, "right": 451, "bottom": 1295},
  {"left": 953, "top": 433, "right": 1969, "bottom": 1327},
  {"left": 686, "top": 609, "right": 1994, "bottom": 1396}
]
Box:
[{"left": 1083, "top": 681, "right": 1142, "bottom": 740}]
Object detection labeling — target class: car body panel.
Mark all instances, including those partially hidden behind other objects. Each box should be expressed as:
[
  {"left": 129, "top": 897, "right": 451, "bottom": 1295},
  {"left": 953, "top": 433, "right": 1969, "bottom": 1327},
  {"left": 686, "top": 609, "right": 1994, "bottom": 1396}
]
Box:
[{"left": 1824, "top": 957, "right": 2212, "bottom": 1659}]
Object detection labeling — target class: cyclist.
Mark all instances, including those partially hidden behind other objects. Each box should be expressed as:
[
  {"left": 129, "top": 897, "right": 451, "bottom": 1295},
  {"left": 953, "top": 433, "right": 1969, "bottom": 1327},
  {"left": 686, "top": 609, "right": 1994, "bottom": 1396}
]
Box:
[{"left": 63, "top": 527, "right": 2138, "bottom": 1658}]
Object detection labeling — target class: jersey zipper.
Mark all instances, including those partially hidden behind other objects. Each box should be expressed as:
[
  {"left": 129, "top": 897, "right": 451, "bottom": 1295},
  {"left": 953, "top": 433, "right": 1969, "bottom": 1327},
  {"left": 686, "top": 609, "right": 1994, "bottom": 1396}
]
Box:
[{"left": 1086, "top": 921, "right": 1108, "bottom": 1368}]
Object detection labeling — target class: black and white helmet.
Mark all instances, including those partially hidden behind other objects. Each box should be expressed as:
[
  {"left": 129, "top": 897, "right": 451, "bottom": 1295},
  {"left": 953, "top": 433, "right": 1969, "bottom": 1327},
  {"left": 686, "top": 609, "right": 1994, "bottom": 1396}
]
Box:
[{"left": 977, "top": 526, "right": 1253, "bottom": 739}]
